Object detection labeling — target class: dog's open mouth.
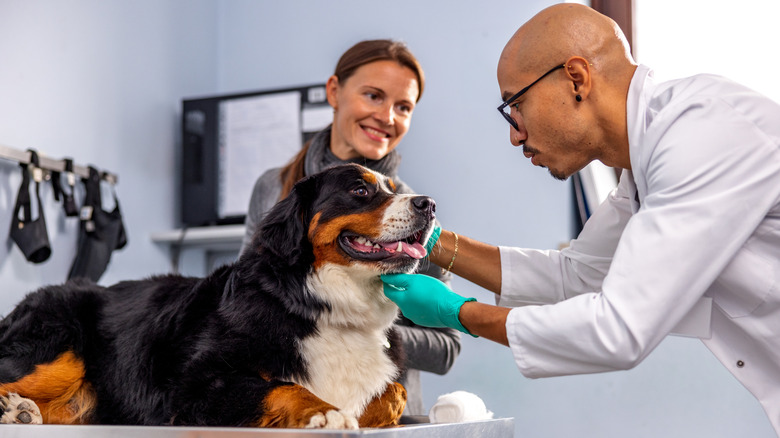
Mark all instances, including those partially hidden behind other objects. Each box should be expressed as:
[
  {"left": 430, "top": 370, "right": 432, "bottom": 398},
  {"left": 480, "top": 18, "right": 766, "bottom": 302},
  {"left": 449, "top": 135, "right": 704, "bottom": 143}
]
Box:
[{"left": 339, "top": 230, "right": 427, "bottom": 261}]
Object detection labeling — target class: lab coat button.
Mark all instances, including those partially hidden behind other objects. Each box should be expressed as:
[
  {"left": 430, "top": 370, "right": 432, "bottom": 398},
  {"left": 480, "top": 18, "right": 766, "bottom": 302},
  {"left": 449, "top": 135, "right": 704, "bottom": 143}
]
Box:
[{"left": 736, "top": 360, "right": 745, "bottom": 368}]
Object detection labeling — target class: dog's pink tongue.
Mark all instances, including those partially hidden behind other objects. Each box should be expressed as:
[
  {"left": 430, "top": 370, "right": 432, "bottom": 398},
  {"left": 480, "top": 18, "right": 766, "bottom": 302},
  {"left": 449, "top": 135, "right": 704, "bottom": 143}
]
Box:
[
  {"left": 380, "top": 241, "right": 427, "bottom": 259},
  {"left": 403, "top": 242, "right": 426, "bottom": 259}
]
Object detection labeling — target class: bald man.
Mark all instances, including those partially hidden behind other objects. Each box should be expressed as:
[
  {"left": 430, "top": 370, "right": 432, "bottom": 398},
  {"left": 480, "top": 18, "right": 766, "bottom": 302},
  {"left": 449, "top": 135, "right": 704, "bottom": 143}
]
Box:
[{"left": 381, "top": 3, "right": 780, "bottom": 433}]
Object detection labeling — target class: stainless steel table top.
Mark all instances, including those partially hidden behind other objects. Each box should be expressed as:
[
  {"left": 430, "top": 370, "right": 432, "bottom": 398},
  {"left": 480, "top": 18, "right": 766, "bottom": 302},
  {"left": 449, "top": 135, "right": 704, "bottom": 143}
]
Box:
[{"left": 0, "top": 418, "right": 514, "bottom": 438}]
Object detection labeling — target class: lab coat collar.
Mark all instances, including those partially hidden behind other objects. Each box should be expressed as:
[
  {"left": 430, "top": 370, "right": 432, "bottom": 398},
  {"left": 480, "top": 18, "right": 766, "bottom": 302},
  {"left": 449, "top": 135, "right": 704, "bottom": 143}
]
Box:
[{"left": 624, "top": 64, "right": 655, "bottom": 212}]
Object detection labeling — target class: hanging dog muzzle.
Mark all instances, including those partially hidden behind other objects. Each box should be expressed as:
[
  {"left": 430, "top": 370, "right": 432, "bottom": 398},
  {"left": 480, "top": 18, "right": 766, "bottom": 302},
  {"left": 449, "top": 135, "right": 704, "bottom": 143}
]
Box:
[
  {"left": 51, "top": 158, "right": 80, "bottom": 217},
  {"left": 68, "top": 166, "right": 127, "bottom": 282},
  {"left": 9, "top": 150, "right": 52, "bottom": 264}
]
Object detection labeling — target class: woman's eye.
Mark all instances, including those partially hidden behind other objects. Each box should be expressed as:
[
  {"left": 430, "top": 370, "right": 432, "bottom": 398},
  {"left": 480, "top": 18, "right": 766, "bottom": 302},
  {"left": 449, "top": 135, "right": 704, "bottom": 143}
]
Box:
[
  {"left": 397, "top": 104, "right": 412, "bottom": 114},
  {"left": 352, "top": 187, "right": 369, "bottom": 197}
]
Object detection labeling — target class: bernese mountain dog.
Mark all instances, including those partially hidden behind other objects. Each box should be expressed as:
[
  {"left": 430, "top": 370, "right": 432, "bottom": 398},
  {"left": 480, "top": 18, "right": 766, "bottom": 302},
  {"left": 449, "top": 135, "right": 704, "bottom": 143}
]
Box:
[{"left": 0, "top": 163, "right": 436, "bottom": 429}]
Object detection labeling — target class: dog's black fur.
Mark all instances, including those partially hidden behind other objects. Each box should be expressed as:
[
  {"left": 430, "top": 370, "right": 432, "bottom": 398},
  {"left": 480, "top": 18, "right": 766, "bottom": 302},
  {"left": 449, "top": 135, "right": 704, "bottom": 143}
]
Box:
[{"left": 0, "top": 163, "right": 435, "bottom": 428}]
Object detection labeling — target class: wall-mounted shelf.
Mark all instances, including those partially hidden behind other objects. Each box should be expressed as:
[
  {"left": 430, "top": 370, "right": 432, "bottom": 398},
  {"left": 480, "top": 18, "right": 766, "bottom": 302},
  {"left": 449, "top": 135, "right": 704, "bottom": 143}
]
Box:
[{"left": 151, "top": 225, "right": 245, "bottom": 250}]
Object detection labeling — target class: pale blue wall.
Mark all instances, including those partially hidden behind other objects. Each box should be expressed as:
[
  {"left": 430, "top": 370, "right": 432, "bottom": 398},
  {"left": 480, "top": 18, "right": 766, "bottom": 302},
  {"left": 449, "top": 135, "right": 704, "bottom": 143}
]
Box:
[
  {"left": 0, "top": 0, "right": 218, "bottom": 297},
  {"left": 0, "top": 1, "right": 774, "bottom": 437}
]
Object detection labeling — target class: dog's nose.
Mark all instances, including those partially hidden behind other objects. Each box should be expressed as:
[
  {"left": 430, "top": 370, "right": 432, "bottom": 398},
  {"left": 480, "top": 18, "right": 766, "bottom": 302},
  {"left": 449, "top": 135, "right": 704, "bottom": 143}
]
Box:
[{"left": 412, "top": 196, "right": 436, "bottom": 218}]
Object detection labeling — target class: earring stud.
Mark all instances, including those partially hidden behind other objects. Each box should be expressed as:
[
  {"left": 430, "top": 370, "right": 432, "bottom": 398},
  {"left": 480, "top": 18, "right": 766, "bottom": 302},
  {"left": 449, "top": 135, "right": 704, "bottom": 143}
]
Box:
[{"left": 576, "top": 95, "right": 582, "bottom": 102}]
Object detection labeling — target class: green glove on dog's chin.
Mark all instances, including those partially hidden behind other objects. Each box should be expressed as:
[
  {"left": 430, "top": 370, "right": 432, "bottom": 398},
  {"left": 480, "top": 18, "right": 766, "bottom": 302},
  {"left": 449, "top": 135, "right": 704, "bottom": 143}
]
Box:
[{"left": 381, "top": 273, "right": 476, "bottom": 336}]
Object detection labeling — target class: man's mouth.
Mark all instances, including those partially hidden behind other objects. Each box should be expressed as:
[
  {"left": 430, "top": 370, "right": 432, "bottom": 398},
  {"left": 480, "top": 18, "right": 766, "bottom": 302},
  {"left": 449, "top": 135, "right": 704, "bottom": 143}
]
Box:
[
  {"left": 523, "top": 145, "right": 540, "bottom": 165},
  {"left": 339, "top": 230, "right": 427, "bottom": 261}
]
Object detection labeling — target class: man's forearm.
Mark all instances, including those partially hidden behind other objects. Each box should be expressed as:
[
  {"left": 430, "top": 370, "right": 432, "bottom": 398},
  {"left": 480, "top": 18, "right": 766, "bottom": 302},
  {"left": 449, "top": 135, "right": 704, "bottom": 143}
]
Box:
[
  {"left": 429, "top": 230, "right": 503, "bottom": 294},
  {"left": 458, "top": 301, "right": 510, "bottom": 346}
]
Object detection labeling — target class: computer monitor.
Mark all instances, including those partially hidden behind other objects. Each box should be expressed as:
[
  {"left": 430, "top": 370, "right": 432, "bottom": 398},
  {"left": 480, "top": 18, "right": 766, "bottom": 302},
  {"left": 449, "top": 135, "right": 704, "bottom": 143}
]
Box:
[{"left": 180, "top": 84, "right": 331, "bottom": 226}]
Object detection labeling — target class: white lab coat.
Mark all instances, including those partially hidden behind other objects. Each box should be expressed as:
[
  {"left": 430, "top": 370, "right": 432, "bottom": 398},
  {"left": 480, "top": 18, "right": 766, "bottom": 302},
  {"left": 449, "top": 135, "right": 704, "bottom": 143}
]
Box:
[{"left": 498, "top": 65, "right": 780, "bottom": 433}]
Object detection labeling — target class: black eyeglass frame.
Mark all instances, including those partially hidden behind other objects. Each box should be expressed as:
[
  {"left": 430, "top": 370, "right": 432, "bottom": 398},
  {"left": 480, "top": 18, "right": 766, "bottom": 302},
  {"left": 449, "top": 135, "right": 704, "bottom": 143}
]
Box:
[{"left": 497, "top": 64, "right": 566, "bottom": 130}]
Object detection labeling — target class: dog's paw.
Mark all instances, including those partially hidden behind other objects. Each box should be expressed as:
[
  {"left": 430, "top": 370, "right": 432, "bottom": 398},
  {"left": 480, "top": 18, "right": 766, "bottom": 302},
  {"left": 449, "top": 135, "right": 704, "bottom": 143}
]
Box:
[
  {"left": 305, "top": 409, "right": 359, "bottom": 430},
  {"left": 0, "top": 393, "right": 43, "bottom": 424}
]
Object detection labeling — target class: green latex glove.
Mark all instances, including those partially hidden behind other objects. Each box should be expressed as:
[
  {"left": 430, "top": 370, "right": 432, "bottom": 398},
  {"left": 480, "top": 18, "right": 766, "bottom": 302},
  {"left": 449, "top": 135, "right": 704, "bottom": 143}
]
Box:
[
  {"left": 381, "top": 273, "right": 476, "bottom": 336},
  {"left": 425, "top": 225, "right": 442, "bottom": 256}
]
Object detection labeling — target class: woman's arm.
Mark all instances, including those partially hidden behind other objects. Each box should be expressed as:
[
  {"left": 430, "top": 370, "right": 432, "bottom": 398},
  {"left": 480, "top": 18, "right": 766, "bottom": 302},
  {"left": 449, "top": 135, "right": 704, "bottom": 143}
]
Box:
[{"left": 395, "top": 318, "right": 461, "bottom": 374}]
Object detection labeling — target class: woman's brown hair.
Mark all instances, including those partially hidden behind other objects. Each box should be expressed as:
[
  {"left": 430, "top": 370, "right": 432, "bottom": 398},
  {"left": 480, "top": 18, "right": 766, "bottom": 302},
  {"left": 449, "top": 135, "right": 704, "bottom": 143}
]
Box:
[{"left": 278, "top": 39, "right": 425, "bottom": 198}]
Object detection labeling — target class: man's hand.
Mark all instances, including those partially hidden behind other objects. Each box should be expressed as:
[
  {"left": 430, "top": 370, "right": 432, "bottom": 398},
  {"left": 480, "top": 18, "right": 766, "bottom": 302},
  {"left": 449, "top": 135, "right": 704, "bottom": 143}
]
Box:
[{"left": 381, "top": 273, "right": 476, "bottom": 336}]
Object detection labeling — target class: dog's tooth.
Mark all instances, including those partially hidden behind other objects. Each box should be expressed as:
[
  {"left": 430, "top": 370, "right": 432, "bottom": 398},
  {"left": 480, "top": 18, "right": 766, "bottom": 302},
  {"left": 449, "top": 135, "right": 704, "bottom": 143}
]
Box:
[
  {"left": 374, "top": 244, "right": 381, "bottom": 249},
  {"left": 356, "top": 237, "right": 366, "bottom": 245},
  {"left": 396, "top": 242, "right": 403, "bottom": 252}
]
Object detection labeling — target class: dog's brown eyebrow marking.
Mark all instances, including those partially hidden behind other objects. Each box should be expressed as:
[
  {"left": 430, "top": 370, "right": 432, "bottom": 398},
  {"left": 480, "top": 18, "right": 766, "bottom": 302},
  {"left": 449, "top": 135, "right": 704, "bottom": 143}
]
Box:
[
  {"left": 387, "top": 178, "right": 396, "bottom": 192},
  {"left": 361, "top": 171, "right": 377, "bottom": 185}
]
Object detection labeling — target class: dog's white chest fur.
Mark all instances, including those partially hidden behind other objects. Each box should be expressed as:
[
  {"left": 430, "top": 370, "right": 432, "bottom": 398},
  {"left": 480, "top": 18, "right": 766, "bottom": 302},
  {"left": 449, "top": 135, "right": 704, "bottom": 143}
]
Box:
[
  {"left": 297, "top": 326, "right": 397, "bottom": 417},
  {"left": 295, "top": 264, "right": 400, "bottom": 417}
]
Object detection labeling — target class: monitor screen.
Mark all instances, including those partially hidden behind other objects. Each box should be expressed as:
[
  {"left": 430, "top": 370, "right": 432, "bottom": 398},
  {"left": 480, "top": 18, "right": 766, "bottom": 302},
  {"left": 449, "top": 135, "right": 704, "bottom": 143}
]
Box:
[{"left": 181, "top": 84, "right": 330, "bottom": 227}]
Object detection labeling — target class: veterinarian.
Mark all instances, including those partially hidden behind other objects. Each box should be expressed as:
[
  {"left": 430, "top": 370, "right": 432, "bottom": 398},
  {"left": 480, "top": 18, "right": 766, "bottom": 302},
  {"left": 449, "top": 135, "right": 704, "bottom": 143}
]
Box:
[
  {"left": 381, "top": 3, "right": 780, "bottom": 434},
  {"left": 240, "top": 39, "right": 461, "bottom": 416}
]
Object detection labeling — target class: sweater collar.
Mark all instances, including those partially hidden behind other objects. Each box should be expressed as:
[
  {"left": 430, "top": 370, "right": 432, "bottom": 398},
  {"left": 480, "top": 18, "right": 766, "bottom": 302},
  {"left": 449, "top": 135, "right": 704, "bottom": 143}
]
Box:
[{"left": 304, "top": 125, "right": 402, "bottom": 177}]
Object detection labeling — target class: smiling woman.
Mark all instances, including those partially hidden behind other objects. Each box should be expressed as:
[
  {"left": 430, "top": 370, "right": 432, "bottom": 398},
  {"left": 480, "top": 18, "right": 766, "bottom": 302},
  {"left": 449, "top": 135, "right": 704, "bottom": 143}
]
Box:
[
  {"left": 327, "top": 59, "right": 419, "bottom": 161},
  {"left": 239, "top": 39, "right": 461, "bottom": 417}
]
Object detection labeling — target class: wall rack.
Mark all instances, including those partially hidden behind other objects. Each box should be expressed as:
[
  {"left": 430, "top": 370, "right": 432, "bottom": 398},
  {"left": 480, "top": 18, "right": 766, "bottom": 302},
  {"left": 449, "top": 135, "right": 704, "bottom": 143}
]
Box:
[{"left": 0, "top": 143, "right": 118, "bottom": 184}]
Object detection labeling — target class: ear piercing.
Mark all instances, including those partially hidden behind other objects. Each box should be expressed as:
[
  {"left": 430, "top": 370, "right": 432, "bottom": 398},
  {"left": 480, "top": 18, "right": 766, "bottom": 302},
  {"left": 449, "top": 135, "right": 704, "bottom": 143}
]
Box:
[
  {"left": 568, "top": 62, "right": 591, "bottom": 102},
  {"left": 567, "top": 63, "right": 593, "bottom": 69}
]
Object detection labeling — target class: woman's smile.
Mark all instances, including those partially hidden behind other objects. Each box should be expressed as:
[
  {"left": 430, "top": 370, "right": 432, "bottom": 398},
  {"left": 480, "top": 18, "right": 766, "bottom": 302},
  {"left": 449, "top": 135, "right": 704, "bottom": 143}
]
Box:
[{"left": 361, "top": 125, "right": 390, "bottom": 142}]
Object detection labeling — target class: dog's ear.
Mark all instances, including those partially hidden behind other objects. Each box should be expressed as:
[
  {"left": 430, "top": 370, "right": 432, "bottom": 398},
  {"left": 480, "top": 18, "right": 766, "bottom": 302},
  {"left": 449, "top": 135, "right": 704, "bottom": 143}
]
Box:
[{"left": 254, "top": 174, "right": 318, "bottom": 266}]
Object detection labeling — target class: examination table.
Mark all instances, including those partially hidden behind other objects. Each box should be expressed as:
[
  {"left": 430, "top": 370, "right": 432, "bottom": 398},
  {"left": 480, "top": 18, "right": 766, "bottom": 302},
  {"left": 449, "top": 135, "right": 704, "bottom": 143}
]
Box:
[{"left": 1, "top": 417, "right": 513, "bottom": 438}]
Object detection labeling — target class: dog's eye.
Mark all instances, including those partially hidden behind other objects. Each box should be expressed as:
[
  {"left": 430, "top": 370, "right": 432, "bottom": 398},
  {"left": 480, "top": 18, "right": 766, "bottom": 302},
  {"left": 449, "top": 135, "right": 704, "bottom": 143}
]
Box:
[{"left": 352, "top": 187, "right": 369, "bottom": 197}]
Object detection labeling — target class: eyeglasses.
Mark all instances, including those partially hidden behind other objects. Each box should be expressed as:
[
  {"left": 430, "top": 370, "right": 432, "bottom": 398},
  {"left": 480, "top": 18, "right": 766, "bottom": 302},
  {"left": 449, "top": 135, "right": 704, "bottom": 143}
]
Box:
[{"left": 497, "top": 64, "right": 565, "bottom": 130}]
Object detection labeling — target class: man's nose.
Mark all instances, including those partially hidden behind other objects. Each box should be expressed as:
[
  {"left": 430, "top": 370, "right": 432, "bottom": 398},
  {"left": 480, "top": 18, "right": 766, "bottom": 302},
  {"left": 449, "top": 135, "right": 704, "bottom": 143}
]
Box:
[{"left": 510, "top": 117, "right": 527, "bottom": 146}]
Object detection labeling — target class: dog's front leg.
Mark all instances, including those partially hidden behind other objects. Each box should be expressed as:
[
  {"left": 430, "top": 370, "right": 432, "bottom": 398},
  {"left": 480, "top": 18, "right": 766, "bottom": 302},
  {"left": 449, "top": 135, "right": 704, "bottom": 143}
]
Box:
[
  {"left": 357, "top": 382, "right": 407, "bottom": 428},
  {"left": 173, "top": 374, "right": 357, "bottom": 429},
  {"left": 252, "top": 383, "right": 358, "bottom": 429}
]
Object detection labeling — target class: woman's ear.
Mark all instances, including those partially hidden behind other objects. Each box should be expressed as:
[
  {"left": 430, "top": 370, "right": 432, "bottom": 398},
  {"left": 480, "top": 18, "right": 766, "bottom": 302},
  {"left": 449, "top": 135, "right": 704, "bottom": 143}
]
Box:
[
  {"left": 565, "top": 56, "right": 592, "bottom": 101},
  {"left": 325, "top": 75, "right": 340, "bottom": 110}
]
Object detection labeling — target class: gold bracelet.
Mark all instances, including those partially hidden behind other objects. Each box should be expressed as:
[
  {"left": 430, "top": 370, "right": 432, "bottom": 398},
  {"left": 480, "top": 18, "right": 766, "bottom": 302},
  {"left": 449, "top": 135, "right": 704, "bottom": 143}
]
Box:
[{"left": 445, "top": 232, "right": 459, "bottom": 273}]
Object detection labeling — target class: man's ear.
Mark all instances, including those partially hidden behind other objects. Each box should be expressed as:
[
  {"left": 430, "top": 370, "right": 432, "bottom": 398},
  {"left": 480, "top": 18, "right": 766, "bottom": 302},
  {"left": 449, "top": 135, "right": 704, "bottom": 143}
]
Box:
[{"left": 565, "top": 56, "right": 592, "bottom": 101}]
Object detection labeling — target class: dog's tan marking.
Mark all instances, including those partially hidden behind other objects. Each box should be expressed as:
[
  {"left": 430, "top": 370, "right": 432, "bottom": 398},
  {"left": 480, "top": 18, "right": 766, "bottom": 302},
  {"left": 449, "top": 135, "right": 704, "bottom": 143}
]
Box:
[
  {"left": 252, "top": 384, "right": 350, "bottom": 428},
  {"left": 310, "top": 213, "right": 385, "bottom": 245},
  {"left": 0, "top": 350, "right": 96, "bottom": 424},
  {"left": 309, "top": 208, "right": 392, "bottom": 269},
  {"left": 357, "top": 382, "right": 406, "bottom": 428},
  {"left": 387, "top": 178, "right": 396, "bottom": 192},
  {"left": 309, "top": 212, "right": 322, "bottom": 235},
  {"left": 361, "top": 171, "right": 377, "bottom": 185}
]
